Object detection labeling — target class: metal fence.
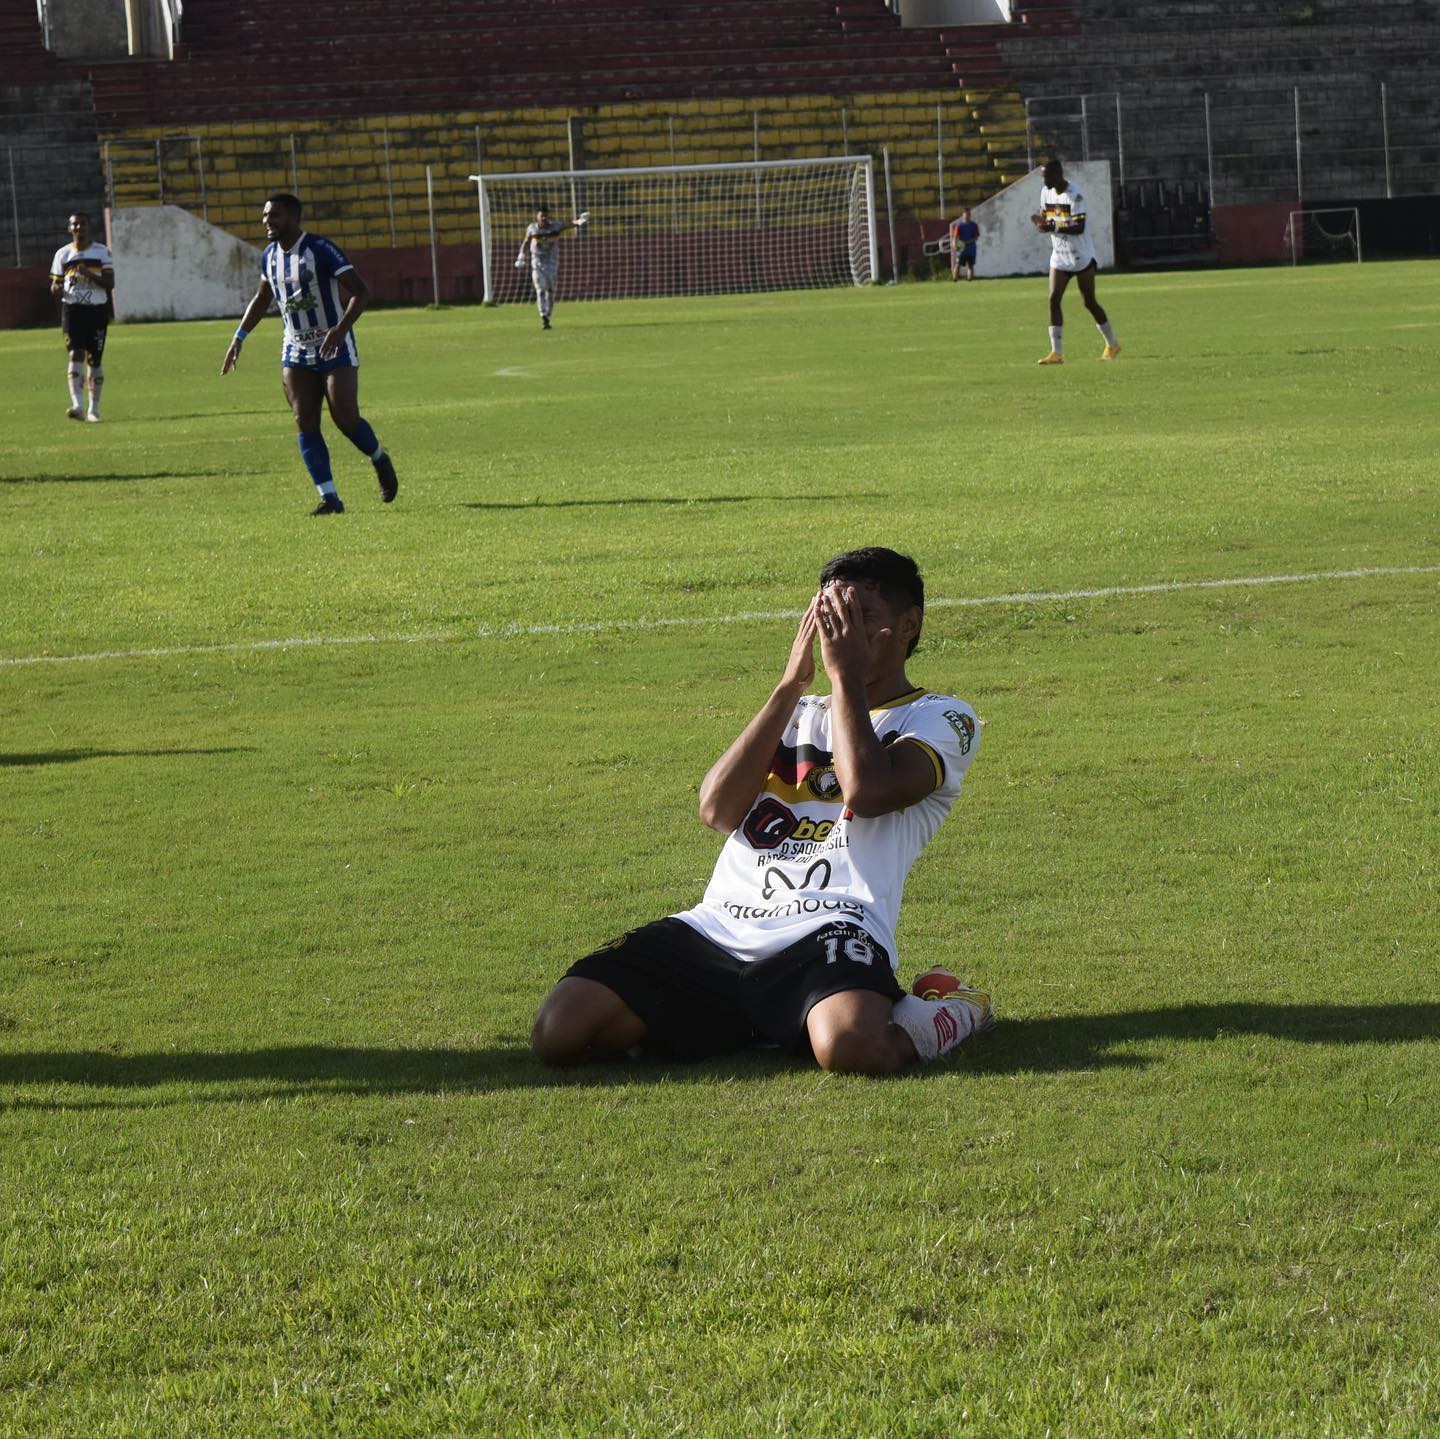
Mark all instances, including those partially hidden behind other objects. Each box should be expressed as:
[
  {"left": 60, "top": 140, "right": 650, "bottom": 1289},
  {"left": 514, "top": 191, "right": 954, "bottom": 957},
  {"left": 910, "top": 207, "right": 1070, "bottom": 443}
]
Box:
[{"left": 1024, "top": 80, "right": 1440, "bottom": 207}]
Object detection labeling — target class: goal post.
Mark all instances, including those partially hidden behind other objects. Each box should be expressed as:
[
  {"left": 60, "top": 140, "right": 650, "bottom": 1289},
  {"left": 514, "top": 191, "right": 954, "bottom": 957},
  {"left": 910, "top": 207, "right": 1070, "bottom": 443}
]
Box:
[
  {"left": 1284, "top": 207, "right": 1362, "bottom": 265},
  {"left": 471, "top": 155, "right": 879, "bottom": 305}
]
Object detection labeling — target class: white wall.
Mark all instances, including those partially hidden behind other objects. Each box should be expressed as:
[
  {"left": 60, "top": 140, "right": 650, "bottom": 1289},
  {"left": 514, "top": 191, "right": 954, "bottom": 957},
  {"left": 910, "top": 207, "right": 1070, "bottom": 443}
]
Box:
[
  {"left": 109, "top": 205, "right": 259, "bottom": 322},
  {"left": 900, "top": 0, "right": 1011, "bottom": 23},
  {"left": 971, "top": 161, "right": 1113, "bottom": 278}
]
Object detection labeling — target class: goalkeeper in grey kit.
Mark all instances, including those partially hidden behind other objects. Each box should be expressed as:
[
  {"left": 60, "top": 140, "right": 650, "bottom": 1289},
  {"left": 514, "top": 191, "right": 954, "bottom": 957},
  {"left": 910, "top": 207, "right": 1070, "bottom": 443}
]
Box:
[{"left": 516, "top": 204, "right": 588, "bottom": 329}]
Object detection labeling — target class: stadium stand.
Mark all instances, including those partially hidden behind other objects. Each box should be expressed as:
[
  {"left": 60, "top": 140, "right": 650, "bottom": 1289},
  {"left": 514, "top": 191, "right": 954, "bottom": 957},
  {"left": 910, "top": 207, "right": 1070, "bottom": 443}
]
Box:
[
  {"left": 2, "top": 0, "right": 1438, "bottom": 290},
  {"left": 999, "top": 0, "right": 1440, "bottom": 207},
  {"left": 0, "top": 0, "right": 105, "bottom": 293}
]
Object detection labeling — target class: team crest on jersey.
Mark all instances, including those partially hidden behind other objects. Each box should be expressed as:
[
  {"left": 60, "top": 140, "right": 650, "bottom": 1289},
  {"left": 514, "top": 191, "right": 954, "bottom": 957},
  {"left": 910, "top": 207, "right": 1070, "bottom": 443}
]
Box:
[
  {"left": 807, "top": 766, "right": 843, "bottom": 802},
  {"left": 942, "top": 709, "right": 975, "bottom": 755}
]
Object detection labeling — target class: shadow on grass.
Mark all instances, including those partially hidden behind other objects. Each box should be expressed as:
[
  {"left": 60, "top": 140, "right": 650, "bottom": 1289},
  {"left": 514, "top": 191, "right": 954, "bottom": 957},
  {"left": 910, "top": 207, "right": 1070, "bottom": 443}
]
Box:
[
  {"left": 462, "top": 493, "right": 874, "bottom": 512},
  {"left": 957, "top": 1002, "right": 1440, "bottom": 1077},
  {"left": 0, "top": 1044, "right": 792, "bottom": 1109},
  {"left": 2, "top": 470, "right": 232, "bottom": 485},
  {"left": 0, "top": 747, "right": 254, "bottom": 768},
  {"left": 2, "top": 1004, "right": 1437, "bottom": 1107}
]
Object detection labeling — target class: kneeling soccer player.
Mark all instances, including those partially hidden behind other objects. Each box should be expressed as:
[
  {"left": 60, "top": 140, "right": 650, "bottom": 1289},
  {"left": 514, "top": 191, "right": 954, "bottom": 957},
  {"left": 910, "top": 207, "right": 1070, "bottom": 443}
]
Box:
[
  {"left": 221, "top": 193, "right": 398, "bottom": 516},
  {"left": 532, "top": 546, "right": 994, "bottom": 1075}
]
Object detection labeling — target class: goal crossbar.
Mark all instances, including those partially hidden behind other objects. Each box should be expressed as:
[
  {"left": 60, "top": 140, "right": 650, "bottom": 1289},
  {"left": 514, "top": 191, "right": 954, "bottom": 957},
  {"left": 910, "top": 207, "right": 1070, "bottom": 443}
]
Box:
[
  {"left": 472, "top": 156, "right": 879, "bottom": 306},
  {"left": 472, "top": 155, "right": 867, "bottom": 183}
]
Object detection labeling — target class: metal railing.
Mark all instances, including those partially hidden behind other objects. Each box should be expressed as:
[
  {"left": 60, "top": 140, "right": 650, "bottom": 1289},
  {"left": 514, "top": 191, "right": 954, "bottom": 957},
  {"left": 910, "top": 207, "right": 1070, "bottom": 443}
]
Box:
[{"left": 1024, "top": 81, "right": 1439, "bottom": 208}]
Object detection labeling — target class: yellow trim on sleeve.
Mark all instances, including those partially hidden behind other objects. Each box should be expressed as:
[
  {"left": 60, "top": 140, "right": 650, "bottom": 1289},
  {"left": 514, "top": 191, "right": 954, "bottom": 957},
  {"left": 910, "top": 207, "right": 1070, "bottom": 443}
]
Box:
[{"left": 896, "top": 736, "right": 945, "bottom": 789}]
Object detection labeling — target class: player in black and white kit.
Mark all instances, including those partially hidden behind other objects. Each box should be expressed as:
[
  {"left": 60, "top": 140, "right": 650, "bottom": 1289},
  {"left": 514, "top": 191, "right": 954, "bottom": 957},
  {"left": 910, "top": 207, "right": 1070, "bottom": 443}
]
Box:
[
  {"left": 1029, "top": 158, "right": 1120, "bottom": 364},
  {"left": 49, "top": 212, "right": 113, "bottom": 422},
  {"left": 532, "top": 547, "right": 994, "bottom": 1075}
]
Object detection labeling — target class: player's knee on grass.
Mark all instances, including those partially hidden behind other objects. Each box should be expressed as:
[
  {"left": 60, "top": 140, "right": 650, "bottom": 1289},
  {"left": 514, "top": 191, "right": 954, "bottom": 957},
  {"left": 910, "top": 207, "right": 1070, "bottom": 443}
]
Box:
[
  {"left": 807, "top": 991, "right": 909, "bottom": 1075},
  {"left": 809, "top": 1024, "right": 905, "bottom": 1075},
  {"left": 531, "top": 976, "right": 644, "bottom": 1065}
]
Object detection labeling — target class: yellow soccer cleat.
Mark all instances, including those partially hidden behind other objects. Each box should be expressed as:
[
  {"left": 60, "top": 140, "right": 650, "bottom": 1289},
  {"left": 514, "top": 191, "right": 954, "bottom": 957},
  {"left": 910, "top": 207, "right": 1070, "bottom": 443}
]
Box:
[
  {"left": 1101, "top": 343, "right": 1122, "bottom": 360},
  {"left": 1037, "top": 351, "right": 1064, "bottom": 365}
]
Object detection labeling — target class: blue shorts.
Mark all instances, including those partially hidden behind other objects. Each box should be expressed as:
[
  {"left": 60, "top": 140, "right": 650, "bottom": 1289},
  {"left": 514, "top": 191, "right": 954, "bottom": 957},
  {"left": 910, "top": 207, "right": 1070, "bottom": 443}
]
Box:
[{"left": 282, "top": 352, "right": 357, "bottom": 375}]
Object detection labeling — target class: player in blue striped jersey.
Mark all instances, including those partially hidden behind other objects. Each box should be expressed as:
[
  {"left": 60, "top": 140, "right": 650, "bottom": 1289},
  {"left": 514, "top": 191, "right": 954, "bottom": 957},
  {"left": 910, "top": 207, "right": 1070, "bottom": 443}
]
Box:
[{"left": 221, "top": 194, "right": 397, "bottom": 515}]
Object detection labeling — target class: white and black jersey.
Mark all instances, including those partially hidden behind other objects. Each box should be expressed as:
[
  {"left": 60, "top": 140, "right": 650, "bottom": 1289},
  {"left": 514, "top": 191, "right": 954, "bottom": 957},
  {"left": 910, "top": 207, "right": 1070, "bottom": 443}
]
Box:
[
  {"left": 675, "top": 688, "right": 980, "bottom": 968},
  {"left": 1040, "top": 182, "right": 1097, "bottom": 272},
  {"left": 50, "top": 240, "right": 113, "bottom": 307}
]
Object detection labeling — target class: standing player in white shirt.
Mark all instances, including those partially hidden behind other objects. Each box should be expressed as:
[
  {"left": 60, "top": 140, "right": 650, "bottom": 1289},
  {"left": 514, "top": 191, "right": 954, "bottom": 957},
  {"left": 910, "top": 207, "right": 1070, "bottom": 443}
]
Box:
[
  {"left": 532, "top": 547, "right": 994, "bottom": 1075},
  {"left": 49, "top": 212, "right": 114, "bottom": 422},
  {"left": 1029, "top": 158, "right": 1121, "bottom": 365}
]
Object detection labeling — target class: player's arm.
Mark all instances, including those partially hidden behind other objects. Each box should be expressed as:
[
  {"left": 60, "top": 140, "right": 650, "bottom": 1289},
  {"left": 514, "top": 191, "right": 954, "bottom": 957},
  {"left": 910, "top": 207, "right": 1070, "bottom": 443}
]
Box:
[
  {"left": 817, "top": 585, "right": 940, "bottom": 818},
  {"left": 95, "top": 261, "right": 115, "bottom": 293},
  {"left": 319, "top": 267, "right": 369, "bottom": 360},
  {"left": 221, "top": 278, "right": 273, "bottom": 375},
  {"left": 697, "top": 597, "right": 819, "bottom": 833}
]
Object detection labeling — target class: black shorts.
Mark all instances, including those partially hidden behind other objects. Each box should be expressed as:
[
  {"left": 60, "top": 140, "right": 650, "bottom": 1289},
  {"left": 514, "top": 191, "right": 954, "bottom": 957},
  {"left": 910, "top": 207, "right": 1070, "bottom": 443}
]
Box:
[
  {"left": 566, "top": 917, "right": 903, "bottom": 1062},
  {"left": 62, "top": 304, "right": 108, "bottom": 362}
]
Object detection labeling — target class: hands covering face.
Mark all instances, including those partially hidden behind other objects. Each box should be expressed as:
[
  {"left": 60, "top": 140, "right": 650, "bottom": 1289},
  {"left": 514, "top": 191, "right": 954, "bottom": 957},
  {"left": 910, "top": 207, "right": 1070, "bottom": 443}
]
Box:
[{"left": 816, "top": 581, "right": 890, "bottom": 686}]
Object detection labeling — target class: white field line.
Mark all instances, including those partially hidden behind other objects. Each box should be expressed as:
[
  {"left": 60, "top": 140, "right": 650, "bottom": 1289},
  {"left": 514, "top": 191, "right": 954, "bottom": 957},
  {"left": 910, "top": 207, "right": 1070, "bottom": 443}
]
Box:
[{"left": 2, "top": 563, "right": 1438, "bottom": 671}]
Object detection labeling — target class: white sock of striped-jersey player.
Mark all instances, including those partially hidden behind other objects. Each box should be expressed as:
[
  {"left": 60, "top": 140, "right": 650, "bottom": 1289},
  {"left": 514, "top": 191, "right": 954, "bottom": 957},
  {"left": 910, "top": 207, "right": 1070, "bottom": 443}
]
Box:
[
  {"left": 1285, "top": 207, "right": 1362, "bottom": 265},
  {"left": 470, "top": 156, "right": 878, "bottom": 305}
]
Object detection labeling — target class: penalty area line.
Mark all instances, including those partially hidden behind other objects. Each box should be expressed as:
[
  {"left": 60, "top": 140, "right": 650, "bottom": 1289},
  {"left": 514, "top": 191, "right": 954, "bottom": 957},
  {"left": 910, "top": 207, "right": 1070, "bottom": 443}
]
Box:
[{"left": 3, "top": 563, "right": 1437, "bottom": 670}]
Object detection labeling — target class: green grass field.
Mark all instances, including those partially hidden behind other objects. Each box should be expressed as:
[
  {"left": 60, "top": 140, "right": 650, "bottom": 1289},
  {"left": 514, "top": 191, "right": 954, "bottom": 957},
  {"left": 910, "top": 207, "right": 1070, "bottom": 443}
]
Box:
[{"left": 2, "top": 264, "right": 1438, "bottom": 1437}]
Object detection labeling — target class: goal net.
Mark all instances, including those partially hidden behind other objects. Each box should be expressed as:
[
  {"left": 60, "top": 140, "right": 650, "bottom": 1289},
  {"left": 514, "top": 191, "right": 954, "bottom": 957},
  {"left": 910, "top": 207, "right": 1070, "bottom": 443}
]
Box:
[
  {"left": 1284, "top": 207, "right": 1362, "bottom": 265},
  {"left": 472, "top": 156, "right": 878, "bottom": 305}
]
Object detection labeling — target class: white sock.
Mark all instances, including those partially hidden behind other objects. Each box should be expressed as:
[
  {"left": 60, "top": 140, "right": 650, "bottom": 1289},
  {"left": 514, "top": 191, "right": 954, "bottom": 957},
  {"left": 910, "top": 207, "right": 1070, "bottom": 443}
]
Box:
[
  {"left": 1098, "top": 320, "right": 1118, "bottom": 346},
  {"left": 67, "top": 363, "right": 84, "bottom": 409},
  {"left": 891, "top": 993, "right": 982, "bottom": 1063},
  {"left": 1048, "top": 325, "right": 1063, "bottom": 355},
  {"left": 87, "top": 366, "right": 103, "bottom": 417}
]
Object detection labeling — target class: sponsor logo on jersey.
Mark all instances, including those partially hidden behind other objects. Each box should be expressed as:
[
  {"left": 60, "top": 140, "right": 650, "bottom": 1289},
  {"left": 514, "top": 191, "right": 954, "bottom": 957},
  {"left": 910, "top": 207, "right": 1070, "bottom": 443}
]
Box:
[
  {"left": 760, "top": 858, "right": 832, "bottom": 899},
  {"left": 742, "top": 797, "right": 798, "bottom": 850},
  {"left": 942, "top": 709, "right": 975, "bottom": 755},
  {"left": 721, "top": 897, "right": 863, "bottom": 922},
  {"left": 741, "top": 797, "right": 840, "bottom": 851}
]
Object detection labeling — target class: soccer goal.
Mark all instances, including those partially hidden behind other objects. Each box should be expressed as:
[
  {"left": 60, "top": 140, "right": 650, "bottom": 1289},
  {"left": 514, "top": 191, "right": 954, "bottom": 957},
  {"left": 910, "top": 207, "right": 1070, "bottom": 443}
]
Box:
[
  {"left": 1284, "top": 207, "right": 1362, "bottom": 265},
  {"left": 471, "top": 156, "right": 878, "bottom": 305}
]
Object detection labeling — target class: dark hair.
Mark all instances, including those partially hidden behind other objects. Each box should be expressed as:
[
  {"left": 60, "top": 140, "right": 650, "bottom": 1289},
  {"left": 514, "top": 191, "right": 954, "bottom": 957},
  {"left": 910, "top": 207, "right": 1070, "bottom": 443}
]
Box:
[
  {"left": 266, "top": 192, "right": 302, "bottom": 215},
  {"left": 68, "top": 211, "right": 90, "bottom": 225},
  {"left": 535, "top": 203, "right": 550, "bottom": 213},
  {"left": 819, "top": 547, "right": 925, "bottom": 656}
]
